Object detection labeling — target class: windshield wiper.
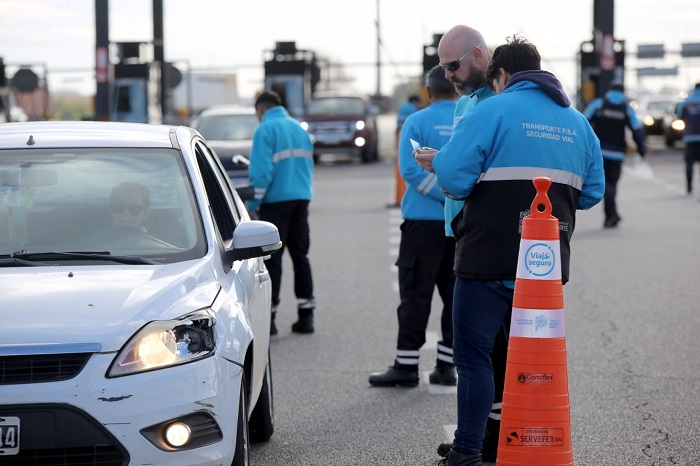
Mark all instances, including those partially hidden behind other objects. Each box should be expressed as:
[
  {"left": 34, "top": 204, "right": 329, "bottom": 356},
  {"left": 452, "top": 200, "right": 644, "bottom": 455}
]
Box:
[{"left": 5, "top": 251, "right": 160, "bottom": 265}]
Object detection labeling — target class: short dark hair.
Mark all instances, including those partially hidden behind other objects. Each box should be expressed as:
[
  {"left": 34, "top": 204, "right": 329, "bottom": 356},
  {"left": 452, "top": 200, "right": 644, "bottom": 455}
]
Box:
[
  {"left": 486, "top": 35, "right": 541, "bottom": 86},
  {"left": 255, "top": 91, "right": 282, "bottom": 109},
  {"left": 408, "top": 95, "right": 421, "bottom": 104},
  {"left": 426, "top": 64, "right": 457, "bottom": 97}
]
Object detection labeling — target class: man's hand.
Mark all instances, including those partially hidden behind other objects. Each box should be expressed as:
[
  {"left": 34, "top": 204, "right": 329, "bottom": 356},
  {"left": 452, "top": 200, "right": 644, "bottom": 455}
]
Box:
[{"left": 414, "top": 147, "right": 438, "bottom": 173}]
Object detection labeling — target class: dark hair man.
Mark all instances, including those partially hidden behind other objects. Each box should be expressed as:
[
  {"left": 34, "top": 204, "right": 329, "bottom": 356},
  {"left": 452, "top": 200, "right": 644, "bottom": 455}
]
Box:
[{"left": 247, "top": 91, "right": 316, "bottom": 335}]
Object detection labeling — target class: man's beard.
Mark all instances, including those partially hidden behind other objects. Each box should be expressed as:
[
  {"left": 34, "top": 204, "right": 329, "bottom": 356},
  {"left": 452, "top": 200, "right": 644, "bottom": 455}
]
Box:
[{"left": 451, "top": 62, "right": 485, "bottom": 95}]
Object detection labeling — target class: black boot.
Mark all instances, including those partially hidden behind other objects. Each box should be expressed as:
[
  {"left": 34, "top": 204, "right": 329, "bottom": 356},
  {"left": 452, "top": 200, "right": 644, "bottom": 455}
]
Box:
[
  {"left": 368, "top": 366, "right": 419, "bottom": 387},
  {"left": 270, "top": 311, "right": 277, "bottom": 336},
  {"left": 291, "top": 308, "right": 314, "bottom": 334},
  {"left": 438, "top": 449, "right": 482, "bottom": 466}
]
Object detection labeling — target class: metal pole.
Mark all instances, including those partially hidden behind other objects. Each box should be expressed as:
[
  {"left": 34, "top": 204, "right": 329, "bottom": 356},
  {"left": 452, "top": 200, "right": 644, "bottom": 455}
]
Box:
[
  {"left": 593, "top": 0, "right": 615, "bottom": 97},
  {"left": 375, "top": 0, "right": 381, "bottom": 96},
  {"left": 153, "top": 0, "right": 165, "bottom": 121},
  {"left": 95, "top": 0, "right": 110, "bottom": 120}
]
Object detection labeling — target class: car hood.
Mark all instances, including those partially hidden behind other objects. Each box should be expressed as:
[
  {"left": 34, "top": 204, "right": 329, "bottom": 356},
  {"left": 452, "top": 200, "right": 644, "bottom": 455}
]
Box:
[{"left": 0, "top": 260, "right": 221, "bottom": 352}]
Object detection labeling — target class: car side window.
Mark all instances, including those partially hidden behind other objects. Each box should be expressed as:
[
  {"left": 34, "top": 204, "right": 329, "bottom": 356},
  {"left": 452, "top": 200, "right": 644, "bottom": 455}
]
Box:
[{"left": 193, "top": 140, "right": 241, "bottom": 243}]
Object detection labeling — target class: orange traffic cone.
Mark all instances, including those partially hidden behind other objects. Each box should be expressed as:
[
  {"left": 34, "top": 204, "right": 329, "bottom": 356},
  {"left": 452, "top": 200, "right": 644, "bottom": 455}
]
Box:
[
  {"left": 392, "top": 130, "right": 406, "bottom": 207},
  {"left": 497, "top": 176, "right": 574, "bottom": 466}
]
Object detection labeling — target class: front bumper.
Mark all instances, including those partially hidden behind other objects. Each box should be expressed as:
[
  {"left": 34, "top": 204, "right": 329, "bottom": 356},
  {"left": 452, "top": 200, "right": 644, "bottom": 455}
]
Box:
[{"left": 0, "top": 352, "right": 242, "bottom": 466}]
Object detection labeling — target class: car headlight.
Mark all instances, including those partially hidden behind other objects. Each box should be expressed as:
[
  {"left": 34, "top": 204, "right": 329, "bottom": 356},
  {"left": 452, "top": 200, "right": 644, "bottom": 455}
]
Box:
[
  {"left": 108, "top": 310, "right": 216, "bottom": 377},
  {"left": 671, "top": 119, "right": 685, "bottom": 131},
  {"left": 642, "top": 115, "right": 655, "bottom": 127},
  {"left": 355, "top": 120, "right": 366, "bottom": 131}
]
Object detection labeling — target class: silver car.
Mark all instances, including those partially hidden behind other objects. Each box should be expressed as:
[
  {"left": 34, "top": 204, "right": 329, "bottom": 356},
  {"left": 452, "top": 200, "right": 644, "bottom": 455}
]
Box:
[
  {"left": 0, "top": 121, "right": 280, "bottom": 466},
  {"left": 191, "top": 105, "right": 259, "bottom": 190}
]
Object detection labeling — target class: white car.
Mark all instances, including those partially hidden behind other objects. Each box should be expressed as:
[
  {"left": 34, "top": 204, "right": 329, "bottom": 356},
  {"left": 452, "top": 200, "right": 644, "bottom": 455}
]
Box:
[{"left": 0, "top": 121, "right": 280, "bottom": 466}]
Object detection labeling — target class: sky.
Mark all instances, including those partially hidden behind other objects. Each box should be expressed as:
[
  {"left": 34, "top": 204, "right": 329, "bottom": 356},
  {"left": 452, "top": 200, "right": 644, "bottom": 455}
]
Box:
[{"left": 2, "top": 0, "right": 699, "bottom": 104}]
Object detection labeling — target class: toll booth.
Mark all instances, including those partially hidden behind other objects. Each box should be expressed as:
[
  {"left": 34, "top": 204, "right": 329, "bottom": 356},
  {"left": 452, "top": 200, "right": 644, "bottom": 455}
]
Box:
[
  {"left": 421, "top": 33, "right": 444, "bottom": 103},
  {"left": 112, "top": 42, "right": 161, "bottom": 124},
  {"left": 263, "top": 41, "right": 320, "bottom": 119},
  {"left": 578, "top": 38, "right": 625, "bottom": 110}
]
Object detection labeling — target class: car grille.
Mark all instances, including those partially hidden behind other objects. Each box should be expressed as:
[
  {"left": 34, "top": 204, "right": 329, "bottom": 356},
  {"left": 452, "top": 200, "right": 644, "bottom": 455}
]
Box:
[
  {"left": 0, "top": 353, "right": 91, "bottom": 384},
  {"left": 0, "top": 446, "right": 124, "bottom": 466},
  {"left": 0, "top": 405, "right": 129, "bottom": 466}
]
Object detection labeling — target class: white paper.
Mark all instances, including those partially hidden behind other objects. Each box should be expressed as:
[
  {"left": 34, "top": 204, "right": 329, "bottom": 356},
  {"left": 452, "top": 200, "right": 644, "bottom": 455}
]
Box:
[{"left": 409, "top": 138, "right": 421, "bottom": 150}]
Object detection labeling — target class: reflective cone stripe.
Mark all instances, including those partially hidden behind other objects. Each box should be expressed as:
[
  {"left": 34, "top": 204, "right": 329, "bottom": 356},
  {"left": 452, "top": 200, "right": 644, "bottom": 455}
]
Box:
[{"left": 497, "top": 177, "right": 574, "bottom": 466}]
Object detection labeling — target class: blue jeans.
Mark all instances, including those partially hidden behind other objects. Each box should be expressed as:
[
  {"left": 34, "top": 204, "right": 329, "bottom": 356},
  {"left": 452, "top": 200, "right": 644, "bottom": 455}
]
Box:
[{"left": 452, "top": 278, "right": 513, "bottom": 455}]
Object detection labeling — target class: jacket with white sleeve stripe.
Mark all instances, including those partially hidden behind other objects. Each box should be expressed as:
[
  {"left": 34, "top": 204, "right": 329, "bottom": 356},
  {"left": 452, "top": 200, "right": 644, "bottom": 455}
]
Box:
[
  {"left": 246, "top": 106, "right": 314, "bottom": 212},
  {"left": 398, "top": 99, "right": 456, "bottom": 221},
  {"left": 432, "top": 70, "right": 605, "bottom": 284}
]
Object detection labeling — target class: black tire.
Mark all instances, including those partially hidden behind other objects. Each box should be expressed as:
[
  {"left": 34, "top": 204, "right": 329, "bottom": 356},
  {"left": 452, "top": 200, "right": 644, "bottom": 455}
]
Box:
[
  {"left": 249, "top": 352, "right": 274, "bottom": 442},
  {"left": 232, "top": 375, "right": 250, "bottom": 466},
  {"left": 360, "top": 147, "right": 373, "bottom": 164}
]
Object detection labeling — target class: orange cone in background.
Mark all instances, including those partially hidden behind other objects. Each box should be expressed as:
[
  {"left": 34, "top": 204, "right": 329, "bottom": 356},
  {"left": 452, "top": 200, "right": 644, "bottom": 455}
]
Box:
[
  {"left": 497, "top": 176, "right": 574, "bottom": 466},
  {"left": 392, "top": 131, "right": 406, "bottom": 207}
]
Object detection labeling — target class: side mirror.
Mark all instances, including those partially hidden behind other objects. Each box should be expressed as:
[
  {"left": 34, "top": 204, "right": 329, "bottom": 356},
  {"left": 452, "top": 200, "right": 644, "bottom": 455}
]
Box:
[{"left": 227, "top": 220, "right": 282, "bottom": 262}]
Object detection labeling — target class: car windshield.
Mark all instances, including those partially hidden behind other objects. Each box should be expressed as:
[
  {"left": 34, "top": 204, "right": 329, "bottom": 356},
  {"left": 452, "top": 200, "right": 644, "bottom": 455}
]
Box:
[
  {"left": 306, "top": 97, "right": 366, "bottom": 116},
  {"left": 0, "top": 148, "right": 206, "bottom": 263},
  {"left": 646, "top": 100, "right": 675, "bottom": 112},
  {"left": 195, "top": 114, "right": 259, "bottom": 141}
]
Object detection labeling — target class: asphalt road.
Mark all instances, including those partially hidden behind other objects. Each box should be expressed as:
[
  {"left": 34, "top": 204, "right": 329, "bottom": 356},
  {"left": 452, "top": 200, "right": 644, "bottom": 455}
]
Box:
[{"left": 249, "top": 124, "right": 700, "bottom": 466}]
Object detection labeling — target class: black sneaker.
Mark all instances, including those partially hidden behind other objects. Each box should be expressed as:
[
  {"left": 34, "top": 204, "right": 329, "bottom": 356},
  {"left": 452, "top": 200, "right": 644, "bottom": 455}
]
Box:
[
  {"left": 368, "top": 367, "right": 419, "bottom": 387},
  {"left": 270, "top": 316, "right": 278, "bottom": 335},
  {"left": 437, "top": 449, "right": 482, "bottom": 466},
  {"left": 429, "top": 365, "right": 457, "bottom": 386},
  {"left": 437, "top": 442, "right": 452, "bottom": 457},
  {"left": 291, "top": 316, "right": 314, "bottom": 334}
]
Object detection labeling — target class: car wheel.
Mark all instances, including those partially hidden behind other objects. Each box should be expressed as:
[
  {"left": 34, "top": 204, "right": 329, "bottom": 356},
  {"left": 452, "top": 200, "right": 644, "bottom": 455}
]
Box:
[
  {"left": 360, "top": 147, "right": 373, "bottom": 164},
  {"left": 249, "top": 351, "right": 274, "bottom": 442},
  {"left": 232, "top": 375, "right": 250, "bottom": 466}
]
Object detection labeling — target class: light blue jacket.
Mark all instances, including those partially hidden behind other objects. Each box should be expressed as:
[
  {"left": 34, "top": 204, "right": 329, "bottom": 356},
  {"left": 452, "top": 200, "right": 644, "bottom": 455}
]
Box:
[
  {"left": 432, "top": 71, "right": 605, "bottom": 284},
  {"left": 443, "top": 86, "right": 495, "bottom": 236},
  {"left": 398, "top": 99, "right": 456, "bottom": 220},
  {"left": 246, "top": 106, "right": 314, "bottom": 211}
]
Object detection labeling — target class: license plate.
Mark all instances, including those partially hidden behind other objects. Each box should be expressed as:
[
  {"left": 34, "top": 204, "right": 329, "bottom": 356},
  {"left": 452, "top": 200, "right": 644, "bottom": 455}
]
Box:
[{"left": 0, "top": 416, "right": 19, "bottom": 455}]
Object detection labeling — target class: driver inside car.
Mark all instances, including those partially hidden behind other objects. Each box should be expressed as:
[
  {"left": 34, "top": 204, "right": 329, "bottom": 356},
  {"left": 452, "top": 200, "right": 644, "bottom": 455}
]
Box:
[{"left": 110, "top": 181, "right": 150, "bottom": 231}]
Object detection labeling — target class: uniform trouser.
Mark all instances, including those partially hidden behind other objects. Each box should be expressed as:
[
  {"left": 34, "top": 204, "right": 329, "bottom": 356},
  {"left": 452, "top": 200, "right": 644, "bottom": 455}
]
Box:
[
  {"left": 685, "top": 142, "right": 700, "bottom": 191},
  {"left": 452, "top": 278, "right": 512, "bottom": 455},
  {"left": 259, "top": 200, "right": 314, "bottom": 312},
  {"left": 603, "top": 158, "right": 623, "bottom": 221},
  {"left": 394, "top": 220, "right": 455, "bottom": 371}
]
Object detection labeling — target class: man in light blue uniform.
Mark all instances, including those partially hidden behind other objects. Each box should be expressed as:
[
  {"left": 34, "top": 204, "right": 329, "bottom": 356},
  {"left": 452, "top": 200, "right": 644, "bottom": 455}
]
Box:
[
  {"left": 417, "top": 36, "right": 605, "bottom": 466},
  {"left": 583, "top": 81, "right": 646, "bottom": 227},
  {"left": 369, "top": 65, "right": 458, "bottom": 388},
  {"left": 430, "top": 25, "right": 500, "bottom": 463},
  {"left": 247, "top": 91, "right": 316, "bottom": 335},
  {"left": 676, "top": 82, "right": 700, "bottom": 193}
]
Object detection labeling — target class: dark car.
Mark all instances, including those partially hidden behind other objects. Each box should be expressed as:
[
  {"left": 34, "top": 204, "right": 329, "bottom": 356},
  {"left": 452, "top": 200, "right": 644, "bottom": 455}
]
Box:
[
  {"left": 190, "top": 105, "right": 259, "bottom": 187},
  {"left": 300, "top": 95, "right": 379, "bottom": 164}
]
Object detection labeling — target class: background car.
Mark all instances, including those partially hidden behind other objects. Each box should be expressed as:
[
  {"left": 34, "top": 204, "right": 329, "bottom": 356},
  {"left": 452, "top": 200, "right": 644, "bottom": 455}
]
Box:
[
  {"left": 663, "top": 101, "right": 686, "bottom": 148},
  {"left": 639, "top": 97, "right": 678, "bottom": 136},
  {"left": 191, "top": 105, "right": 259, "bottom": 190},
  {"left": 300, "top": 95, "right": 379, "bottom": 164},
  {"left": 0, "top": 121, "right": 279, "bottom": 466}
]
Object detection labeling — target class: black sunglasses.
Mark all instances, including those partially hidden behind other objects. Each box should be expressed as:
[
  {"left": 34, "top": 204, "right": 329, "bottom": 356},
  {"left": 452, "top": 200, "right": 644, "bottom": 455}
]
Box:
[
  {"left": 111, "top": 203, "right": 145, "bottom": 216},
  {"left": 439, "top": 45, "right": 480, "bottom": 72}
]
